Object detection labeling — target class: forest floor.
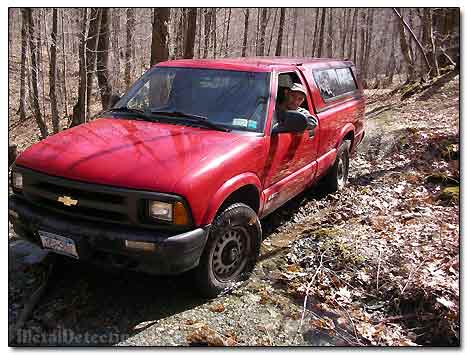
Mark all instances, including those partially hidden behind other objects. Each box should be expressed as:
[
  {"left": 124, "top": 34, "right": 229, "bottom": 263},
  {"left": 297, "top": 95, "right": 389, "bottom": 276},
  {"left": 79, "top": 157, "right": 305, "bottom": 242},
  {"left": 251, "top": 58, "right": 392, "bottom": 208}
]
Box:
[{"left": 8, "top": 71, "right": 459, "bottom": 346}]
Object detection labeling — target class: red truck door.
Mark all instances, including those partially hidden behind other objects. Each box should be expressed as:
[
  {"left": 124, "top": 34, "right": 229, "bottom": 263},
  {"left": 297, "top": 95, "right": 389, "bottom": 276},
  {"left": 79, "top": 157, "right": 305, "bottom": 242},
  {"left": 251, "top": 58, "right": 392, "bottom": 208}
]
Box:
[{"left": 261, "top": 70, "right": 319, "bottom": 216}]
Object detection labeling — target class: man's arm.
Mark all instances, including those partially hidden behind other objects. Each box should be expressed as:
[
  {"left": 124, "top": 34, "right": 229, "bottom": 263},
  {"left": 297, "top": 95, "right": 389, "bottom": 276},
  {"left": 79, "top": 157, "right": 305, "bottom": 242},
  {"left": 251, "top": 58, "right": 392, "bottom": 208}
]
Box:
[{"left": 297, "top": 107, "right": 318, "bottom": 129}]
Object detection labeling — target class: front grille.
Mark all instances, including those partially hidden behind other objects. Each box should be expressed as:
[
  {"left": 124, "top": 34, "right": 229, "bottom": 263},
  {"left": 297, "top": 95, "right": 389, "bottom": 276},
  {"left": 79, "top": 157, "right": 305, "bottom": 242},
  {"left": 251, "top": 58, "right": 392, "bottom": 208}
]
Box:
[
  {"left": 23, "top": 173, "right": 132, "bottom": 225},
  {"left": 14, "top": 166, "right": 194, "bottom": 232}
]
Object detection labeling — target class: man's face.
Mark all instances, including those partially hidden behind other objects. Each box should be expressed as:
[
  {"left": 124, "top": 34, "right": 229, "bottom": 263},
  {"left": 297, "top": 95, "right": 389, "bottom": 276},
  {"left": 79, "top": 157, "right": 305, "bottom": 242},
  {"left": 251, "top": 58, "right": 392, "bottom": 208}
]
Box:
[{"left": 284, "top": 90, "right": 306, "bottom": 110}]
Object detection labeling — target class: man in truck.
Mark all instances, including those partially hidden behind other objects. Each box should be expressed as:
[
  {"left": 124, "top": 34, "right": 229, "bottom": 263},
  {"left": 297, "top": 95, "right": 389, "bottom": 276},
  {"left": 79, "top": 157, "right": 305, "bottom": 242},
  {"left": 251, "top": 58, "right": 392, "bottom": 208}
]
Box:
[{"left": 275, "top": 82, "right": 318, "bottom": 130}]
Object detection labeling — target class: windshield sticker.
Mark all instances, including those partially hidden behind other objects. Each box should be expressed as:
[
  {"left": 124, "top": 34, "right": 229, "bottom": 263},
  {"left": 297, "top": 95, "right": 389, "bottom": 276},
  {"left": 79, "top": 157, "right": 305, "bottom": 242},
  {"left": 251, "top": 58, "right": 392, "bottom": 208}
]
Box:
[
  {"left": 232, "top": 118, "right": 248, "bottom": 127},
  {"left": 247, "top": 120, "right": 257, "bottom": 129}
]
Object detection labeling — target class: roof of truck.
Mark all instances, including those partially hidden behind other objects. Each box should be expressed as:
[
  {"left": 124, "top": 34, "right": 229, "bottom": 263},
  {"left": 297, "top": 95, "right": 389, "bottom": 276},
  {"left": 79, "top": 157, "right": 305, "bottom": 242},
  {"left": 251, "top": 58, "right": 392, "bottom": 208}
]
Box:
[{"left": 155, "top": 57, "right": 354, "bottom": 72}]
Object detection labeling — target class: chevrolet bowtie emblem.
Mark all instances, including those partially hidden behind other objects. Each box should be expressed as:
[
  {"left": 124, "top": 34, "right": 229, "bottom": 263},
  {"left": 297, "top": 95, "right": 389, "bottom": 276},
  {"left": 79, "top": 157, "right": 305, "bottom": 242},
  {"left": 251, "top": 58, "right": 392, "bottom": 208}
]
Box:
[{"left": 57, "top": 195, "right": 78, "bottom": 206}]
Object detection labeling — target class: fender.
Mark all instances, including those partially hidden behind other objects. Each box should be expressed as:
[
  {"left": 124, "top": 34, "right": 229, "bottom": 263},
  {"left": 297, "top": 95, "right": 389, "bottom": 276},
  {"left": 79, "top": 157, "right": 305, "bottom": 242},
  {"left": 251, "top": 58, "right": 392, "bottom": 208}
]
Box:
[
  {"left": 201, "top": 172, "right": 262, "bottom": 225},
  {"left": 336, "top": 123, "right": 355, "bottom": 150}
]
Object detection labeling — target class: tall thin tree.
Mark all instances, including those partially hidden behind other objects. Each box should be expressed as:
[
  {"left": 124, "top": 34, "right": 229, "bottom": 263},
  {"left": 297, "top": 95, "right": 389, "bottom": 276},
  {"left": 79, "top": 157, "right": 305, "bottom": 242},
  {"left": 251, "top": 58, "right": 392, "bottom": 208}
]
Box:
[
  {"left": 18, "top": 9, "right": 28, "bottom": 121},
  {"left": 26, "top": 8, "right": 49, "bottom": 138},
  {"left": 96, "top": 8, "right": 113, "bottom": 109},
  {"left": 151, "top": 8, "right": 170, "bottom": 65},
  {"left": 241, "top": 8, "right": 250, "bottom": 57},
  {"left": 49, "top": 8, "right": 59, "bottom": 133},
  {"left": 183, "top": 8, "right": 197, "bottom": 59},
  {"left": 125, "top": 8, "right": 135, "bottom": 89},
  {"left": 275, "top": 8, "right": 286, "bottom": 56}
]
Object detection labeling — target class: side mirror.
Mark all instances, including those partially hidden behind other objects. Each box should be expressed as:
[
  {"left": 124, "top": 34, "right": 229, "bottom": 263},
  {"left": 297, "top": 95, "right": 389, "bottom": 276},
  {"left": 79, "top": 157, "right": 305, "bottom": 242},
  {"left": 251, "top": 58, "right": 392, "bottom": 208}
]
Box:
[
  {"left": 109, "top": 94, "right": 121, "bottom": 108},
  {"left": 272, "top": 110, "right": 308, "bottom": 134}
]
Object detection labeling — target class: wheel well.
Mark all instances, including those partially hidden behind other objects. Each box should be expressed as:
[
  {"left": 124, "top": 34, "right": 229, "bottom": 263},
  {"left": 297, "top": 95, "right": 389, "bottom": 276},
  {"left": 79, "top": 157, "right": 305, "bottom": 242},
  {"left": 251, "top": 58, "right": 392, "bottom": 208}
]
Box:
[{"left": 219, "top": 185, "right": 260, "bottom": 215}]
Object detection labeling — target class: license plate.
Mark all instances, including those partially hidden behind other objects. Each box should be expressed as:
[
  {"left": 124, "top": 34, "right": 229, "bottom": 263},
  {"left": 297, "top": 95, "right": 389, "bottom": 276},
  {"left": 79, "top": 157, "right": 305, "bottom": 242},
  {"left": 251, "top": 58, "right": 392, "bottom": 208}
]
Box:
[{"left": 38, "top": 230, "right": 79, "bottom": 259}]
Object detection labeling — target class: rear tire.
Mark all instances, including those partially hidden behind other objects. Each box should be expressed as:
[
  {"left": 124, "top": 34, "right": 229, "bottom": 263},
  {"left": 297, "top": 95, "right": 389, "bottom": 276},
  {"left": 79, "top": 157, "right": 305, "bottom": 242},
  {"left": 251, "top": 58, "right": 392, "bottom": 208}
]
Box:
[
  {"left": 322, "top": 140, "right": 350, "bottom": 192},
  {"left": 194, "top": 203, "right": 261, "bottom": 298}
]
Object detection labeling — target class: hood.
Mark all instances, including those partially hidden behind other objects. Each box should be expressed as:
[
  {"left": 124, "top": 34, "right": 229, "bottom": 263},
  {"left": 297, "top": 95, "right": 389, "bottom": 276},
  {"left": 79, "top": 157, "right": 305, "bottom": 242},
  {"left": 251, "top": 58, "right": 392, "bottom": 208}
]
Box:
[{"left": 16, "top": 117, "right": 246, "bottom": 192}]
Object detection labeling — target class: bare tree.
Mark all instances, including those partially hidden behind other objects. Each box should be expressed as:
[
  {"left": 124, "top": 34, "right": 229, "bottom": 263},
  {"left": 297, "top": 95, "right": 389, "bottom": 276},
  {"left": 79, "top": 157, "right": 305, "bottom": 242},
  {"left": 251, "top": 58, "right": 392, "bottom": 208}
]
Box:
[
  {"left": 71, "top": 8, "right": 88, "bottom": 128},
  {"left": 125, "top": 8, "right": 134, "bottom": 89},
  {"left": 312, "top": 8, "right": 320, "bottom": 56},
  {"left": 267, "top": 8, "right": 278, "bottom": 56},
  {"left": 61, "top": 9, "right": 69, "bottom": 117},
  {"left": 151, "top": 8, "right": 170, "bottom": 65},
  {"left": 96, "top": 8, "right": 113, "bottom": 109},
  {"left": 317, "top": 8, "right": 326, "bottom": 57},
  {"left": 203, "top": 9, "right": 211, "bottom": 58},
  {"left": 25, "top": 8, "right": 48, "bottom": 138},
  {"left": 211, "top": 9, "right": 217, "bottom": 58},
  {"left": 183, "top": 8, "right": 197, "bottom": 59},
  {"left": 393, "top": 8, "right": 431, "bottom": 77},
  {"left": 18, "top": 9, "right": 28, "bottom": 121},
  {"left": 241, "top": 8, "right": 249, "bottom": 57},
  {"left": 85, "top": 8, "right": 100, "bottom": 117},
  {"left": 275, "top": 8, "right": 286, "bottom": 56},
  {"left": 257, "top": 8, "right": 268, "bottom": 56},
  {"left": 49, "top": 8, "right": 59, "bottom": 133},
  {"left": 224, "top": 8, "right": 231, "bottom": 56},
  {"left": 291, "top": 8, "right": 298, "bottom": 56}
]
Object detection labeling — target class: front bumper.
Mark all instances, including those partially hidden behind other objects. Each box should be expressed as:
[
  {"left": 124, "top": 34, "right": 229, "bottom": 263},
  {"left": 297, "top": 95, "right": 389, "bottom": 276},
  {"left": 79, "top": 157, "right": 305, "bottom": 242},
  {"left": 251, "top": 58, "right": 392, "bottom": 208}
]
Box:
[{"left": 8, "top": 196, "right": 209, "bottom": 275}]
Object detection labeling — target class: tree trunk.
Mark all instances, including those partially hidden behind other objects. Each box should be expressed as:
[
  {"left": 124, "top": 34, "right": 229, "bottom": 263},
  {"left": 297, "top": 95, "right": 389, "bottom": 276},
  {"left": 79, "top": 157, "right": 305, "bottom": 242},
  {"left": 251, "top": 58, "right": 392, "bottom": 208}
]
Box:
[
  {"left": 224, "top": 8, "right": 231, "bottom": 56},
  {"left": 241, "top": 8, "right": 249, "bottom": 57},
  {"left": 393, "top": 8, "right": 431, "bottom": 76},
  {"left": 197, "top": 8, "right": 202, "bottom": 58},
  {"left": 327, "top": 8, "right": 333, "bottom": 57},
  {"left": 275, "top": 8, "right": 286, "bottom": 56},
  {"left": 423, "top": 8, "right": 439, "bottom": 77},
  {"left": 257, "top": 8, "right": 267, "bottom": 56},
  {"left": 358, "top": 10, "right": 366, "bottom": 74},
  {"left": 341, "top": 8, "right": 351, "bottom": 58},
  {"left": 183, "top": 8, "right": 197, "bottom": 59},
  {"left": 317, "top": 8, "right": 326, "bottom": 57},
  {"left": 18, "top": 9, "right": 28, "bottom": 121},
  {"left": 394, "top": 8, "right": 416, "bottom": 81},
  {"left": 267, "top": 8, "right": 278, "bottom": 55},
  {"left": 352, "top": 9, "right": 359, "bottom": 63},
  {"left": 61, "top": 8, "right": 69, "bottom": 118},
  {"left": 302, "top": 9, "right": 307, "bottom": 56},
  {"left": 86, "top": 8, "right": 100, "bottom": 118},
  {"left": 291, "top": 8, "right": 297, "bottom": 56},
  {"left": 151, "top": 8, "right": 170, "bottom": 65},
  {"left": 386, "top": 16, "right": 397, "bottom": 84},
  {"left": 312, "top": 8, "right": 320, "bottom": 56},
  {"left": 203, "top": 8, "right": 211, "bottom": 58},
  {"left": 212, "top": 9, "right": 217, "bottom": 58},
  {"left": 111, "top": 9, "right": 121, "bottom": 90},
  {"left": 49, "top": 8, "right": 59, "bottom": 133},
  {"left": 125, "top": 8, "right": 134, "bottom": 89},
  {"left": 71, "top": 8, "right": 88, "bottom": 128},
  {"left": 26, "top": 8, "right": 49, "bottom": 138},
  {"left": 96, "top": 8, "right": 113, "bottom": 110}
]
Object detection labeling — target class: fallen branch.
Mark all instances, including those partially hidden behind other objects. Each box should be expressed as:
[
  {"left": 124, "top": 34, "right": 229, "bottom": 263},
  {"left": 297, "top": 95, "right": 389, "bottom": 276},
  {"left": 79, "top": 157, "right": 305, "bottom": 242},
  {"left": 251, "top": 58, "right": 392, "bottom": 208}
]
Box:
[{"left": 293, "top": 251, "right": 325, "bottom": 344}]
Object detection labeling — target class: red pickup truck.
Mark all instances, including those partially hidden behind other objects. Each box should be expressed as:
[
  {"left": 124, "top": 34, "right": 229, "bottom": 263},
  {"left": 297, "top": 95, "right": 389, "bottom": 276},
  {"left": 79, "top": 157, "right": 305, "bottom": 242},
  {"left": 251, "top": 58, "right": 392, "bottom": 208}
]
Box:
[{"left": 9, "top": 57, "right": 365, "bottom": 296}]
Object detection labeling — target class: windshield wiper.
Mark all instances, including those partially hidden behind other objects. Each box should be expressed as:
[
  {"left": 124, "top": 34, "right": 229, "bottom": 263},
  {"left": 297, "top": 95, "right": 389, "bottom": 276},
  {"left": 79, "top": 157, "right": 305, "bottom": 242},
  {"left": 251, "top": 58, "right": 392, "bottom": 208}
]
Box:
[
  {"left": 150, "top": 110, "right": 231, "bottom": 132},
  {"left": 104, "top": 106, "right": 157, "bottom": 121}
]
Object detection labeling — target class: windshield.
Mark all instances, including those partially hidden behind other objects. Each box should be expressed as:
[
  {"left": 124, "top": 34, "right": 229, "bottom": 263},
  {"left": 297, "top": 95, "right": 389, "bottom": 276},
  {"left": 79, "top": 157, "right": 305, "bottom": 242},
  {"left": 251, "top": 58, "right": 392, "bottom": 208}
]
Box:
[{"left": 116, "top": 67, "right": 271, "bottom": 133}]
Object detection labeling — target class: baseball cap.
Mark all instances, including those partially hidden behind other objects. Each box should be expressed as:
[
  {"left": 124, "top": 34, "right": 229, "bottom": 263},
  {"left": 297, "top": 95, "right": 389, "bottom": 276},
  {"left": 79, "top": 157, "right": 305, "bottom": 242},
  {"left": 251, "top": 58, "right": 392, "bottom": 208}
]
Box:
[{"left": 289, "top": 83, "right": 307, "bottom": 96}]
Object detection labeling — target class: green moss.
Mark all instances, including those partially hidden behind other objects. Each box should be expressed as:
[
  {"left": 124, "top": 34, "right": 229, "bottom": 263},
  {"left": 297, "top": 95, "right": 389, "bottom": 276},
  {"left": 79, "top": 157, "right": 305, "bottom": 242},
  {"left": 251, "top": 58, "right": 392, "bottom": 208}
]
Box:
[{"left": 439, "top": 186, "right": 459, "bottom": 202}]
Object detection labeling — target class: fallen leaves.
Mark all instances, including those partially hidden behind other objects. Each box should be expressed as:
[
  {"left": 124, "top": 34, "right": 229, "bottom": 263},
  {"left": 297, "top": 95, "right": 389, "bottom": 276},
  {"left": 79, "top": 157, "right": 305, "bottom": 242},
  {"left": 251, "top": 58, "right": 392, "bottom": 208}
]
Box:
[{"left": 186, "top": 323, "right": 238, "bottom": 346}]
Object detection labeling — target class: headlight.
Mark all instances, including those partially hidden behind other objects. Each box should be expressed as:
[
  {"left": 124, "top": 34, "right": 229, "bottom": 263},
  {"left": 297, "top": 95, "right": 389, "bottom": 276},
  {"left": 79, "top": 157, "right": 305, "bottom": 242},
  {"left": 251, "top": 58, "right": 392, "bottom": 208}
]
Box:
[
  {"left": 147, "top": 200, "right": 189, "bottom": 225},
  {"left": 12, "top": 171, "right": 23, "bottom": 191},
  {"left": 149, "top": 201, "right": 173, "bottom": 221}
]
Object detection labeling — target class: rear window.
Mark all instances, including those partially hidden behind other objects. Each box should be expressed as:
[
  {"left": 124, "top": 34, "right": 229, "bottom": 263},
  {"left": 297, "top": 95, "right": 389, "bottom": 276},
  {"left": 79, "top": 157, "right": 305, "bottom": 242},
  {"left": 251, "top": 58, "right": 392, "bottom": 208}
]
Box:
[
  {"left": 335, "top": 68, "right": 357, "bottom": 94},
  {"left": 313, "top": 67, "right": 357, "bottom": 101}
]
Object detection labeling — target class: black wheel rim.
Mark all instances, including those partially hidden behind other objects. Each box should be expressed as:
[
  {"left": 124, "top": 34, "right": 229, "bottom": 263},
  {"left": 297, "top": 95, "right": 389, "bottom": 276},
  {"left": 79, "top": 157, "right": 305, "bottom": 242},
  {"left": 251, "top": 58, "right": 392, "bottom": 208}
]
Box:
[{"left": 211, "top": 227, "right": 248, "bottom": 281}]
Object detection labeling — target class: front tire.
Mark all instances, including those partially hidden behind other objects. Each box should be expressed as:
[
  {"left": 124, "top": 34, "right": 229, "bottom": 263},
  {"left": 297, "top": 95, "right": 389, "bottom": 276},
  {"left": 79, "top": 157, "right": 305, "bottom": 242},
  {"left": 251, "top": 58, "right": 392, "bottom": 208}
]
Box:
[{"left": 194, "top": 203, "right": 262, "bottom": 298}]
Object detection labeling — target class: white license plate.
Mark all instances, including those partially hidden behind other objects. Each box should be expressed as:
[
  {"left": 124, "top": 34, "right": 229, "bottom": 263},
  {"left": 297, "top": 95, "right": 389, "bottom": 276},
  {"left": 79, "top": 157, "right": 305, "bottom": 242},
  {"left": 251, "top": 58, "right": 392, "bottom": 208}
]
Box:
[{"left": 39, "top": 230, "right": 79, "bottom": 259}]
